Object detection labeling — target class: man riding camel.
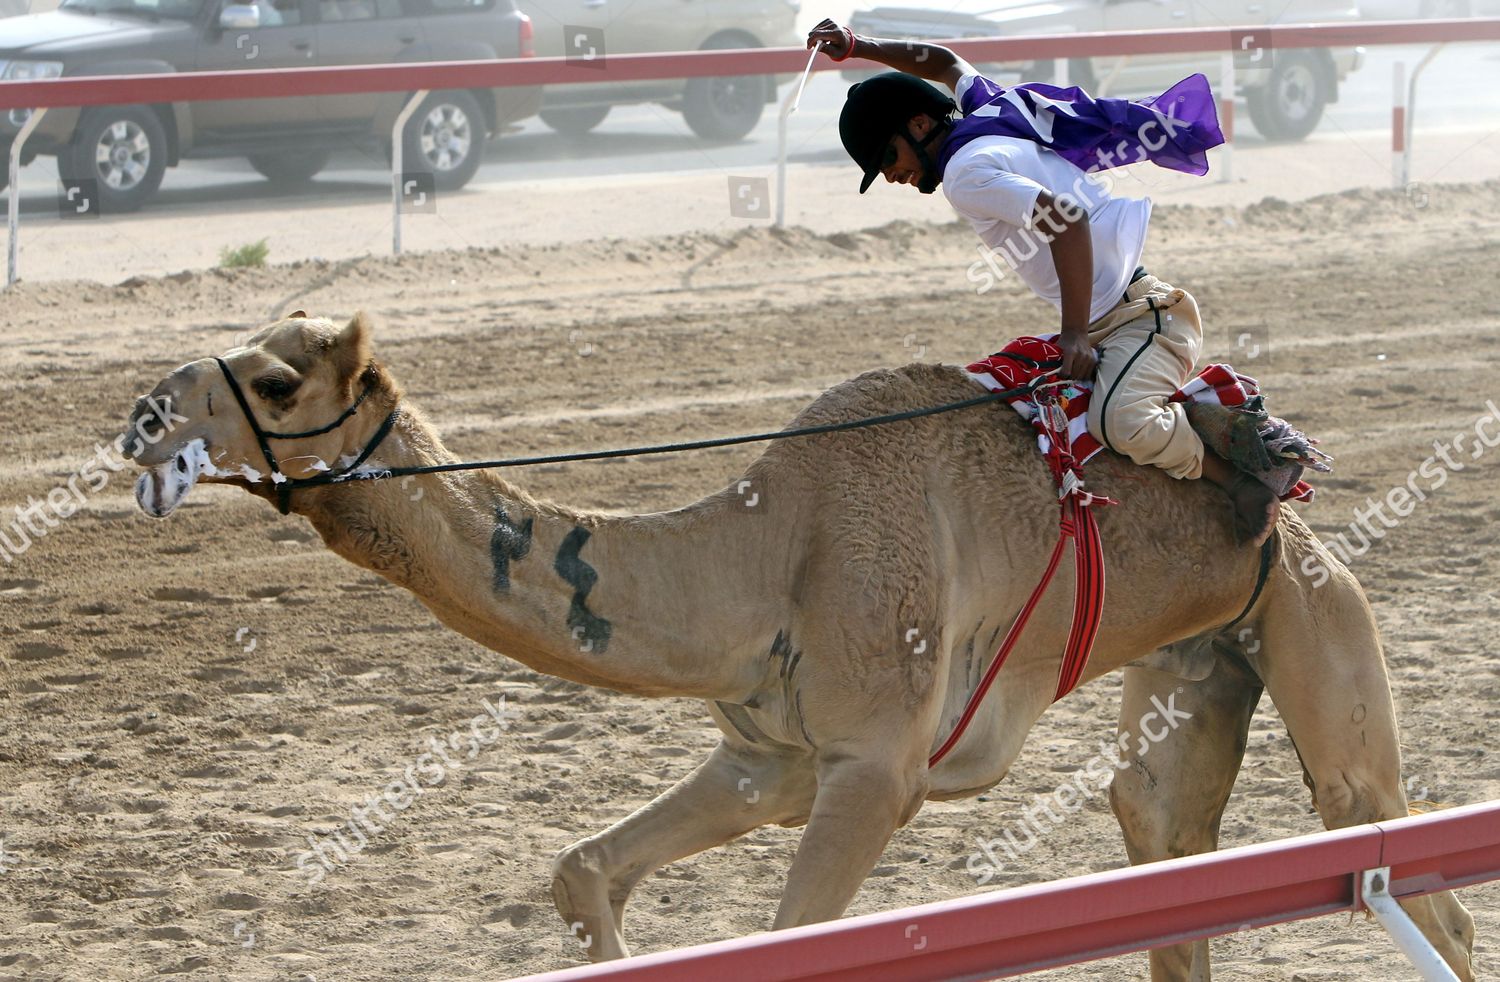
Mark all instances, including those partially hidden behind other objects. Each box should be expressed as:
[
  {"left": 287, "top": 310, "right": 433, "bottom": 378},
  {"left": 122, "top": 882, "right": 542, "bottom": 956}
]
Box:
[{"left": 807, "top": 21, "right": 1280, "bottom": 546}]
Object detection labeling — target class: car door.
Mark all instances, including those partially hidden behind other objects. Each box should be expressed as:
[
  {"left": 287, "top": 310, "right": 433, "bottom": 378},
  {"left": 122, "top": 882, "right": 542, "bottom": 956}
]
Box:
[
  {"left": 517, "top": 0, "right": 617, "bottom": 105},
  {"left": 194, "top": 0, "right": 320, "bottom": 134},
  {"left": 602, "top": 0, "right": 695, "bottom": 57},
  {"left": 518, "top": 0, "right": 605, "bottom": 60},
  {"left": 314, "top": 0, "right": 425, "bottom": 126},
  {"left": 1097, "top": 0, "right": 1196, "bottom": 96}
]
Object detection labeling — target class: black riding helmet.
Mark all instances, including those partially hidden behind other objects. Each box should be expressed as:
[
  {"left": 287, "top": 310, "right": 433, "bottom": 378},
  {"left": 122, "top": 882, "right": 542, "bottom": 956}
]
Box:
[{"left": 839, "top": 71, "right": 956, "bottom": 194}]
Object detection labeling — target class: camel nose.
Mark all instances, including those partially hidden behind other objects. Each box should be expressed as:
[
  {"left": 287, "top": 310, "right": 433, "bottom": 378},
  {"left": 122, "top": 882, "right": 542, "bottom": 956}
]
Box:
[{"left": 122, "top": 388, "right": 179, "bottom": 461}]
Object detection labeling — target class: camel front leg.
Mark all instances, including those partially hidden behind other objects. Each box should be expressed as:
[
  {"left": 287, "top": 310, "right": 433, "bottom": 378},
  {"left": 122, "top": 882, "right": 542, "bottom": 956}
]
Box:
[
  {"left": 1249, "top": 561, "right": 1475, "bottom": 979},
  {"left": 772, "top": 755, "right": 928, "bottom": 928},
  {"left": 551, "top": 739, "right": 816, "bottom": 961},
  {"left": 1109, "top": 657, "right": 1262, "bottom": 982}
]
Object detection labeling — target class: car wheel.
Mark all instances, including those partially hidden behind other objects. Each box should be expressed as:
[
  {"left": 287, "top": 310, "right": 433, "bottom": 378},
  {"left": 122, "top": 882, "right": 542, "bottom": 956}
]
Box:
[
  {"left": 62, "top": 105, "right": 168, "bottom": 213},
  {"left": 539, "top": 105, "right": 611, "bottom": 137},
  {"left": 248, "top": 150, "right": 331, "bottom": 185},
  {"left": 682, "top": 36, "right": 766, "bottom": 142},
  {"left": 402, "top": 90, "right": 486, "bottom": 192},
  {"left": 1244, "top": 52, "right": 1330, "bottom": 143}
]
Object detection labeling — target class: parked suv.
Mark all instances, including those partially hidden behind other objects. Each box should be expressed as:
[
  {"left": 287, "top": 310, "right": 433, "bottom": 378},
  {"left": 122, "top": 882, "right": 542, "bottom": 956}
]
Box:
[
  {"left": 845, "top": 0, "right": 1366, "bottom": 142},
  {"left": 0, "top": 0, "right": 540, "bottom": 211},
  {"left": 521, "top": 0, "right": 800, "bottom": 140}
]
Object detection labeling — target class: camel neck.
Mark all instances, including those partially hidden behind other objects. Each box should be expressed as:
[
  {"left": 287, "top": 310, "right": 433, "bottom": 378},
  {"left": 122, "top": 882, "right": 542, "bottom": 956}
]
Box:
[{"left": 296, "top": 408, "right": 792, "bottom": 700}]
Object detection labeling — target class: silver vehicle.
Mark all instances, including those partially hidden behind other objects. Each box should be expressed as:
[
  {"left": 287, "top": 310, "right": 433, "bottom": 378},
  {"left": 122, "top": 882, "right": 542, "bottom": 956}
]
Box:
[
  {"left": 0, "top": 0, "right": 541, "bottom": 211},
  {"left": 1358, "top": 0, "right": 1500, "bottom": 17},
  {"left": 519, "top": 0, "right": 800, "bottom": 140},
  {"left": 846, "top": 0, "right": 1367, "bottom": 142}
]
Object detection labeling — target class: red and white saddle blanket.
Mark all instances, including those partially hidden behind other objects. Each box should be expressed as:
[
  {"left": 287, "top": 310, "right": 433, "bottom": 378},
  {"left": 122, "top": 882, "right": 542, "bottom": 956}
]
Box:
[
  {"left": 966, "top": 334, "right": 1318, "bottom": 504},
  {"left": 927, "top": 336, "right": 1322, "bottom": 768}
]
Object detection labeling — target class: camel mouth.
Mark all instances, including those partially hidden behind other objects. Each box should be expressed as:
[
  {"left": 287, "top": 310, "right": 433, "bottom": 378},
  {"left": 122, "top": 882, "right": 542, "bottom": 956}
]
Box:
[{"left": 133, "top": 438, "right": 214, "bottom": 519}]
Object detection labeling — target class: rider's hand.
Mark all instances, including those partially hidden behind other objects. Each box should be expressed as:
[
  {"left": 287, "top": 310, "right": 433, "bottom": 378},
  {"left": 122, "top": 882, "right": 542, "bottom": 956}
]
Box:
[
  {"left": 807, "top": 18, "right": 855, "bottom": 59},
  {"left": 1057, "top": 333, "right": 1098, "bottom": 381}
]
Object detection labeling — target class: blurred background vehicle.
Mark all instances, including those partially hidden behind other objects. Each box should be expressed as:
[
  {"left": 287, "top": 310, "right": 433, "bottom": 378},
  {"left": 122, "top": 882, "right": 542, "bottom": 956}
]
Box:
[
  {"left": 844, "top": 0, "right": 1369, "bottom": 142},
  {"left": 518, "top": 0, "right": 801, "bottom": 141},
  {"left": 0, "top": 0, "right": 540, "bottom": 211},
  {"left": 1358, "top": 0, "right": 1500, "bottom": 17}
]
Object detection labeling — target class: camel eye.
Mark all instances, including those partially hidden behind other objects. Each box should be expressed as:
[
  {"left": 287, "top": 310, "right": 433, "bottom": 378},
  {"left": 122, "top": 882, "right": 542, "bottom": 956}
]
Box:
[{"left": 255, "top": 375, "right": 296, "bottom": 401}]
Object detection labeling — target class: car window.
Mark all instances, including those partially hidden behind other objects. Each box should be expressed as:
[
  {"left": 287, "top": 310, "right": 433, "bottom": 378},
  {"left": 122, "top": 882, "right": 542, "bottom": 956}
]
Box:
[
  {"left": 61, "top": 0, "right": 203, "bottom": 19},
  {"left": 418, "top": 0, "right": 493, "bottom": 14},
  {"left": 318, "top": 0, "right": 375, "bottom": 18},
  {"left": 252, "top": 0, "right": 302, "bottom": 25}
]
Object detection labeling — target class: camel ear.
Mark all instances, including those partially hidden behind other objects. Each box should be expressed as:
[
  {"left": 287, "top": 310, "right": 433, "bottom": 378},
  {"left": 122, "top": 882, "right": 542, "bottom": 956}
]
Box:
[
  {"left": 287, "top": 309, "right": 308, "bottom": 320},
  {"left": 331, "top": 312, "right": 374, "bottom": 388}
]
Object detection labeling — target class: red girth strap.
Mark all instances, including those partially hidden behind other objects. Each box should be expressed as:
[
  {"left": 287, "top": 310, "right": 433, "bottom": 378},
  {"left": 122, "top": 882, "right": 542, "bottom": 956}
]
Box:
[{"left": 926, "top": 496, "right": 1106, "bottom": 768}]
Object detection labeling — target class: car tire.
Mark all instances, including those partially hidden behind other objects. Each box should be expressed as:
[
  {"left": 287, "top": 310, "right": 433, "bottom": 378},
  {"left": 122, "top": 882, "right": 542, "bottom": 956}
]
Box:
[
  {"left": 539, "top": 105, "right": 611, "bottom": 137},
  {"left": 402, "top": 89, "right": 486, "bottom": 192},
  {"left": 62, "top": 105, "right": 168, "bottom": 213},
  {"left": 1244, "top": 51, "right": 1330, "bottom": 143},
  {"left": 248, "top": 150, "right": 331, "bottom": 185},
  {"left": 0, "top": 141, "right": 10, "bottom": 195},
  {"left": 682, "top": 36, "right": 766, "bottom": 142}
]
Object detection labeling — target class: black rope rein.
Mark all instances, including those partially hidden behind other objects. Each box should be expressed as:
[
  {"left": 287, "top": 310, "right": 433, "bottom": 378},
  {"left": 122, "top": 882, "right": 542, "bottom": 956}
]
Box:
[{"left": 302, "top": 374, "right": 1053, "bottom": 491}]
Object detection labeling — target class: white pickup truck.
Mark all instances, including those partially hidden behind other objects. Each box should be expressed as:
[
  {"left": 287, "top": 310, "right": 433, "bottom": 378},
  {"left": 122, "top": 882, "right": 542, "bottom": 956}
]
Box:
[{"left": 846, "top": 0, "right": 1368, "bottom": 141}]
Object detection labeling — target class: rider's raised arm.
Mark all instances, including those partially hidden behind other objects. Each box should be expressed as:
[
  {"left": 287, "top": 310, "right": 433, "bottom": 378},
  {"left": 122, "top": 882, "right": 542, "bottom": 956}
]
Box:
[{"left": 807, "top": 19, "right": 976, "bottom": 93}]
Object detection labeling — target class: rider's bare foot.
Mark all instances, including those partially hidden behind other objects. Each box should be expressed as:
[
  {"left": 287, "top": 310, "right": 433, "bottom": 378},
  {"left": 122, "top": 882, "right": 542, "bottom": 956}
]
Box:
[
  {"left": 1199, "top": 450, "right": 1280, "bottom": 547},
  {"left": 1227, "top": 473, "right": 1280, "bottom": 548}
]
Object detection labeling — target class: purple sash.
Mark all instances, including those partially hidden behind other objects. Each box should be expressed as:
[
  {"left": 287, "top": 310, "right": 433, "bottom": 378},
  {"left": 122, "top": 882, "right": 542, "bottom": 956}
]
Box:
[{"left": 936, "top": 73, "right": 1225, "bottom": 178}]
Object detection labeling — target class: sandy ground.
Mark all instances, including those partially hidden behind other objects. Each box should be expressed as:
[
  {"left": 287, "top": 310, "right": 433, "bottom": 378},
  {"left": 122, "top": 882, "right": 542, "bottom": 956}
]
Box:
[{"left": 1, "top": 180, "right": 1499, "bottom": 981}]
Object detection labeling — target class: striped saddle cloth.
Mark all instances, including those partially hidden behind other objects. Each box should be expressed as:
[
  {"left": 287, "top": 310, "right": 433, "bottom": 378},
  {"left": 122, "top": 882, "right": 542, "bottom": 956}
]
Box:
[{"left": 966, "top": 335, "right": 1330, "bottom": 504}]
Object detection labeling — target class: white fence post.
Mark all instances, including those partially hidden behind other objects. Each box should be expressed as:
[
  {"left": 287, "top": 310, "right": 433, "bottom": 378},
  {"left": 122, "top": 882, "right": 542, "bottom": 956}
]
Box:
[
  {"left": 775, "top": 43, "right": 821, "bottom": 229},
  {"left": 391, "top": 89, "right": 428, "bottom": 256},
  {"left": 1360, "top": 867, "right": 1461, "bottom": 981},
  {"left": 1220, "top": 52, "right": 1236, "bottom": 184},
  {"left": 6, "top": 106, "right": 47, "bottom": 289},
  {"left": 1393, "top": 60, "right": 1407, "bottom": 188},
  {"left": 1400, "top": 44, "right": 1448, "bottom": 192}
]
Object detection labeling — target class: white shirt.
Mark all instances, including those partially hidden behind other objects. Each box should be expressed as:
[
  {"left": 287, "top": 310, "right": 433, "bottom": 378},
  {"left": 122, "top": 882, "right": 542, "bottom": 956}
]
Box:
[{"left": 942, "top": 74, "right": 1152, "bottom": 323}]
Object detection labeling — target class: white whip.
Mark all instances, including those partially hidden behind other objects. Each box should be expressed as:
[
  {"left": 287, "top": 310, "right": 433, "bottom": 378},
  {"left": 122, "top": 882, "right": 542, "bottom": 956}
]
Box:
[{"left": 790, "top": 41, "right": 823, "bottom": 115}]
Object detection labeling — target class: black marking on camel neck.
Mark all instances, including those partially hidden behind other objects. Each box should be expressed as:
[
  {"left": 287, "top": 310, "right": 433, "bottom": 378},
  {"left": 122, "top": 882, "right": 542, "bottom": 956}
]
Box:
[
  {"left": 554, "top": 526, "right": 612, "bottom": 655},
  {"left": 490, "top": 505, "right": 534, "bottom": 593},
  {"left": 768, "top": 629, "right": 801, "bottom": 681}
]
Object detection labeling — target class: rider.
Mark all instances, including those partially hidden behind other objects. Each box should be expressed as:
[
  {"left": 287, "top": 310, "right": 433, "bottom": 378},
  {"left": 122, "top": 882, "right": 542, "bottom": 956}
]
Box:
[{"left": 807, "top": 21, "right": 1279, "bottom": 546}]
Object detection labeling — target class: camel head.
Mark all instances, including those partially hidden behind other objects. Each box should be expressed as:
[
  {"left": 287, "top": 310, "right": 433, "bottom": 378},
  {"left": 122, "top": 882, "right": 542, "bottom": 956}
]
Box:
[{"left": 123, "top": 311, "right": 390, "bottom": 518}]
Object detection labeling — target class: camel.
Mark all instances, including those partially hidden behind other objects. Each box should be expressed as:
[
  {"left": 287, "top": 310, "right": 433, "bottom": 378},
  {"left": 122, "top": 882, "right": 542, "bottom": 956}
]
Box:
[{"left": 122, "top": 312, "right": 1475, "bottom": 980}]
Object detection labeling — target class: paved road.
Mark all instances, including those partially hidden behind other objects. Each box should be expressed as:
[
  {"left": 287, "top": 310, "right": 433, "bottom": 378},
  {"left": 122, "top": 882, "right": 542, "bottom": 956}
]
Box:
[{"left": 7, "top": 40, "right": 1498, "bottom": 218}]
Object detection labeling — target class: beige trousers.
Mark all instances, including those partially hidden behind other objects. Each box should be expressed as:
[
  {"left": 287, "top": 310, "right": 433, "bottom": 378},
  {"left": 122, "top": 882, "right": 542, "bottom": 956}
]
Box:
[{"left": 1083, "top": 272, "right": 1206, "bottom": 481}]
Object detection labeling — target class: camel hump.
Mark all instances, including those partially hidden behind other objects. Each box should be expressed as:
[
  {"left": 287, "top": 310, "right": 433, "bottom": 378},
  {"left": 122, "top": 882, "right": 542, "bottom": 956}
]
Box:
[{"left": 786, "top": 362, "right": 989, "bottom": 430}]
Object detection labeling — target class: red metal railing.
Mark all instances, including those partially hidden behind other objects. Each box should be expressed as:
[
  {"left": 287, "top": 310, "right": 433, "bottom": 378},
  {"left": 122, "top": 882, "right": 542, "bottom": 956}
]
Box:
[
  {"left": 1, "top": 20, "right": 1498, "bottom": 110},
  {"left": 507, "top": 800, "right": 1500, "bottom": 981}
]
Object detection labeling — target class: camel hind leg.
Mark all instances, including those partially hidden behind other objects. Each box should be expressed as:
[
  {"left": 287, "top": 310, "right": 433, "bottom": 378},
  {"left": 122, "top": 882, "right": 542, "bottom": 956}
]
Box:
[
  {"left": 1109, "top": 654, "right": 1263, "bottom": 981},
  {"left": 1246, "top": 543, "right": 1475, "bottom": 979}
]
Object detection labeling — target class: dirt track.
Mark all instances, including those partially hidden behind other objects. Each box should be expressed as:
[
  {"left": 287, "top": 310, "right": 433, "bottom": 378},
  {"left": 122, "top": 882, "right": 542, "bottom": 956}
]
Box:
[{"left": 2, "top": 181, "right": 1499, "bottom": 980}]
